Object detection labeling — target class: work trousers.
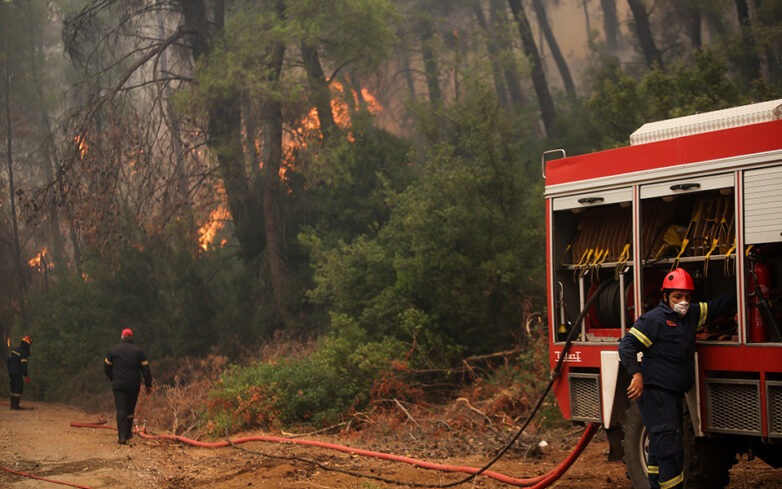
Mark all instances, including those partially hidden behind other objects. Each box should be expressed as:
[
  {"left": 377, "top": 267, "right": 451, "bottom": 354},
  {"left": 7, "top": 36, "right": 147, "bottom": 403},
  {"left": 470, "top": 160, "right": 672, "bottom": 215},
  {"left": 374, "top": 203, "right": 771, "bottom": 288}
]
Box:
[
  {"left": 112, "top": 388, "right": 140, "bottom": 442},
  {"left": 9, "top": 375, "right": 23, "bottom": 409},
  {"left": 638, "top": 386, "right": 685, "bottom": 489}
]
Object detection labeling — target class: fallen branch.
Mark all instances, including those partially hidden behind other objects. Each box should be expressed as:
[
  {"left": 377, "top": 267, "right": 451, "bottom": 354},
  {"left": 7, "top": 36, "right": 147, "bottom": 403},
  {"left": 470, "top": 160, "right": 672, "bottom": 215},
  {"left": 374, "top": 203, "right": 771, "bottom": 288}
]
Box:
[{"left": 393, "top": 398, "right": 422, "bottom": 429}]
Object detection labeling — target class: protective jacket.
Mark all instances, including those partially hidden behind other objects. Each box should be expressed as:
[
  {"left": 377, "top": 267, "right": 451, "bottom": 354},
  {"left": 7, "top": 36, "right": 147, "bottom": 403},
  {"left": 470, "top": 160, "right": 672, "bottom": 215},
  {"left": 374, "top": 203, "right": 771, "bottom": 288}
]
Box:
[
  {"left": 7, "top": 342, "right": 30, "bottom": 377},
  {"left": 104, "top": 339, "right": 152, "bottom": 391},
  {"left": 619, "top": 294, "right": 735, "bottom": 393}
]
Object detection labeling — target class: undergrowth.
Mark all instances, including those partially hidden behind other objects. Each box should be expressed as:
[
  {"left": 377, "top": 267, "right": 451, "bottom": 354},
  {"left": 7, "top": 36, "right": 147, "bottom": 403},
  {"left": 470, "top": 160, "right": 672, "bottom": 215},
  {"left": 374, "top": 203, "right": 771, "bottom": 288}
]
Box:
[{"left": 138, "top": 319, "right": 568, "bottom": 443}]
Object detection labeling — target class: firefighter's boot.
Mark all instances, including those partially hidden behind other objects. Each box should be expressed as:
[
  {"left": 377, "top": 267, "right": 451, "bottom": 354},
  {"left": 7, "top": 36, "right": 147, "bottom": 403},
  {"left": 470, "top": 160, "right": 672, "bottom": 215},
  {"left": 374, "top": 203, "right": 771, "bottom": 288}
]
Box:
[{"left": 10, "top": 397, "right": 21, "bottom": 410}]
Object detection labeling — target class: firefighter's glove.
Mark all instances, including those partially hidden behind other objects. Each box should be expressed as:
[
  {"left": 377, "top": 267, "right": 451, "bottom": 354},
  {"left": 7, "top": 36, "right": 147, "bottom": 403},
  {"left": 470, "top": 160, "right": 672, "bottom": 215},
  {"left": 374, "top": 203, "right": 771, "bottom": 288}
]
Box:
[{"left": 24, "top": 377, "right": 31, "bottom": 384}]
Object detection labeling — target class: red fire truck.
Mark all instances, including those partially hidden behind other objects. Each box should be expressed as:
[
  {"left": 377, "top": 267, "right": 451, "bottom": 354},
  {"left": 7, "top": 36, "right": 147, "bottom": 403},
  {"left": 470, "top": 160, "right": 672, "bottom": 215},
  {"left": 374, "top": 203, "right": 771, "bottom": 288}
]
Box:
[{"left": 544, "top": 100, "right": 782, "bottom": 488}]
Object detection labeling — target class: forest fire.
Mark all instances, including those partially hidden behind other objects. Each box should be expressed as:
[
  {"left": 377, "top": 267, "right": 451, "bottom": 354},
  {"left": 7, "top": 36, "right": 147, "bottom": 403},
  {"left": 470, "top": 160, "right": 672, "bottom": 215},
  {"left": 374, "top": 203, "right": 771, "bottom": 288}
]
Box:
[
  {"left": 28, "top": 248, "right": 52, "bottom": 271},
  {"left": 291, "top": 81, "right": 383, "bottom": 147},
  {"left": 197, "top": 206, "right": 231, "bottom": 251},
  {"left": 74, "top": 134, "right": 89, "bottom": 159}
]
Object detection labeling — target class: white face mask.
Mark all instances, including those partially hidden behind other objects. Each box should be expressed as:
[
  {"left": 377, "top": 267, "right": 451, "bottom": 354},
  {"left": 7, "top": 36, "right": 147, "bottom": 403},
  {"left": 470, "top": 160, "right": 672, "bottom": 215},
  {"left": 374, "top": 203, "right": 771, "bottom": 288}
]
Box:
[{"left": 673, "top": 300, "right": 689, "bottom": 316}]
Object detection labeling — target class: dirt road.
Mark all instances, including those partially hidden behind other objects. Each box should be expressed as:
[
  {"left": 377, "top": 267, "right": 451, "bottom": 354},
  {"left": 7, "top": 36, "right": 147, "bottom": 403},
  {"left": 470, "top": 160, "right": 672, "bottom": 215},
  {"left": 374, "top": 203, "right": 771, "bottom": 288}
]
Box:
[{"left": 1, "top": 400, "right": 780, "bottom": 488}]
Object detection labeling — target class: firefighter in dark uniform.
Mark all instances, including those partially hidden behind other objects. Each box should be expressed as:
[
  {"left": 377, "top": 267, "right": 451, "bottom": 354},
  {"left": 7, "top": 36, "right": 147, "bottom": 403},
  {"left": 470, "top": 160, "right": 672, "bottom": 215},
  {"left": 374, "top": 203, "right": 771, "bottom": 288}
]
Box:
[
  {"left": 7, "top": 336, "right": 32, "bottom": 410},
  {"left": 619, "top": 268, "right": 735, "bottom": 489},
  {"left": 104, "top": 328, "right": 152, "bottom": 445}
]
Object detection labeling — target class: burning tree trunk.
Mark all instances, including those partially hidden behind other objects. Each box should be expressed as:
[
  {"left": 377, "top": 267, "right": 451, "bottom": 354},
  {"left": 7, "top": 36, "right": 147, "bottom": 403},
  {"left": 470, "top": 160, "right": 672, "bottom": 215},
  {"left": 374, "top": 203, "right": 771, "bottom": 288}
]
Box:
[
  {"left": 508, "top": 0, "right": 556, "bottom": 135},
  {"left": 180, "top": 0, "right": 293, "bottom": 325},
  {"left": 302, "top": 44, "right": 337, "bottom": 141}
]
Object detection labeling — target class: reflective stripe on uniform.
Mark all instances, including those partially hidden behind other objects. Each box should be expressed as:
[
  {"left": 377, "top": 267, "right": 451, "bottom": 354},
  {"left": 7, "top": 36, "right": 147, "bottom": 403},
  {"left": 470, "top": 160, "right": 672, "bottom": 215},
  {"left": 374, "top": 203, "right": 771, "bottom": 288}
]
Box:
[
  {"left": 647, "top": 465, "right": 659, "bottom": 474},
  {"left": 629, "top": 327, "right": 653, "bottom": 347},
  {"left": 660, "top": 472, "right": 684, "bottom": 489},
  {"left": 698, "top": 302, "right": 708, "bottom": 329},
  {"left": 141, "top": 360, "right": 149, "bottom": 366}
]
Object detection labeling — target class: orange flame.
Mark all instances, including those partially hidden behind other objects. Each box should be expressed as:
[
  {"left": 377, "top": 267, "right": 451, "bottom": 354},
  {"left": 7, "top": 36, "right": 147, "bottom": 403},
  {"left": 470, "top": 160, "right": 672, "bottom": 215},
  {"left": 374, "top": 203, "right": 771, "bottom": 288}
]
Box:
[
  {"left": 28, "top": 248, "right": 53, "bottom": 272},
  {"left": 74, "top": 134, "right": 89, "bottom": 158},
  {"left": 292, "top": 81, "right": 383, "bottom": 145},
  {"left": 197, "top": 207, "right": 231, "bottom": 251}
]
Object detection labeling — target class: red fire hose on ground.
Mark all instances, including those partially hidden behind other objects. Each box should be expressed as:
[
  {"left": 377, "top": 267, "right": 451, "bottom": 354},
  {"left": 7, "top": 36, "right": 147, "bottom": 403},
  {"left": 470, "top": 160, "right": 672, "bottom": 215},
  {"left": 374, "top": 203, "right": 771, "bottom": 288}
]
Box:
[
  {"left": 140, "top": 422, "right": 599, "bottom": 487},
  {"left": 63, "top": 420, "right": 599, "bottom": 488},
  {"left": 4, "top": 282, "right": 611, "bottom": 488},
  {"left": 0, "top": 465, "right": 92, "bottom": 489}
]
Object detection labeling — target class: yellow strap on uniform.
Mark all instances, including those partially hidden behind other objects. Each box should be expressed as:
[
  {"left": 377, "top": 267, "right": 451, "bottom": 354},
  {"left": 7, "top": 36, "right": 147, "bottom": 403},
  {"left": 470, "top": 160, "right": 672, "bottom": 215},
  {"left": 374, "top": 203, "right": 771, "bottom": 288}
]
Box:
[
  {"left": 697, "top": 302, "right": 708, "bottom": 330},
  {"left": 660, "top": 472, "right": 684, "bottom": 489},
  {"left": 629, "top": 327, "right": 652, "bottom": 347}
]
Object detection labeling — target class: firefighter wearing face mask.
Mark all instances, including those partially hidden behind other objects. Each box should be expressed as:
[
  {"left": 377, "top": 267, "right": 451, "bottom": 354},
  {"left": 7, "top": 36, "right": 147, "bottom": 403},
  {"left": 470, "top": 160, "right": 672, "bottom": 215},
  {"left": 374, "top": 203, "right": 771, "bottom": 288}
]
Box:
[{"left": 619, "top": 268, "right": 735, "bottom": 489}]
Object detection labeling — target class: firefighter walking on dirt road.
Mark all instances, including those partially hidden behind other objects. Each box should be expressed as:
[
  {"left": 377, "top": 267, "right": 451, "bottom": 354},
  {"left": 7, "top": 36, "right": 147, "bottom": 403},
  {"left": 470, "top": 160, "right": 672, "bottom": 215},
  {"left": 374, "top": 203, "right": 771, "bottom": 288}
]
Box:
[
  {"left": 7, "top": 336, "right": 32, "bottom": 410},
  {"left": 618, "top": 268, "right": 736, "bottom": 489},
  {"left": 104, "top": 328, "right": 152, "bottom": 445}
]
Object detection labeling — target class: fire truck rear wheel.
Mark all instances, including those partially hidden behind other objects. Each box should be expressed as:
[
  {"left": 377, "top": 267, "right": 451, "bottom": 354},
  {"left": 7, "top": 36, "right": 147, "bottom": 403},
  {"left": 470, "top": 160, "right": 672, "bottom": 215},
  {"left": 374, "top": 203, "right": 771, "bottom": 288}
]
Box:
[
  {"left": 622, "top": 403, "right": 735, "bottom": 489},
  {"left": 622, "top": 403, "right": 650, "bottom": 489}
]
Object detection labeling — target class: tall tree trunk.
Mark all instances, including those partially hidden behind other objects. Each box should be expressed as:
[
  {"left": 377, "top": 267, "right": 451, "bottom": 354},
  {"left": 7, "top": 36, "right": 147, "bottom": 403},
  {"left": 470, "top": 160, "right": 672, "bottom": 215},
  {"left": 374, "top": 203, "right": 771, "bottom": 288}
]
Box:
[
  {"left": 473, "top": 1, "right": 510, "bottom": 110},
  {"left": 180, "top": 0, "right": 263, "bottom": 260},
  {"left": 489, "top": 0, "right": 525, "bottom": 111},
  {"left": 531, "top": 0, "right": 576, "bottom": 98},
  {"left": 301, "top": 43, "right": 337, "bottom": 140},
  {"left": 734, "top": 0, "right": 762, "bottom": 81},
  {"left": 626, "top": 0, "right": 664, "bottom": 70},
  {"left": 2, "top": 66, "right": 28, "bottom": 324},
  {"left": 260, "top": 25, "right": 295, "bottom": 327},
  {"left": 685, "top": 3, "right": 702, "bottom": 49},
  {"left": 180, "top": 0, "right": 294, "bottom": 326},
  {"left": 417, "top": 17, "right": 442, "bottom": 106},
  {"left": 29, "top": 40, "right": 66, "bottom": 275},
  {"left": 581, "top": 0, "right": 592, "bottom": 41},
  {"left": 508, "top": 0, "right": 556, "bottom": 135},
  {"left": 600, "top": 0, "right": 620, "bottom": 53},
  {"left": 157, "top": 11, "right": 189, "bottom": 218}
]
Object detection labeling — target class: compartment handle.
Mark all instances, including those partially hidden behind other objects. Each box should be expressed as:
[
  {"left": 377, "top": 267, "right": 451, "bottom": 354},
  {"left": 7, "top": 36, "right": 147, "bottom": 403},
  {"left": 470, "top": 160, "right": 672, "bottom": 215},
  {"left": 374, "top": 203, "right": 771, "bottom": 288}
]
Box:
[
  {"left": 670, "top": 182, "right": 701, "bottom": 191},
  {"left": 577, "top": 197, "right": 605, "bottom": 205}
]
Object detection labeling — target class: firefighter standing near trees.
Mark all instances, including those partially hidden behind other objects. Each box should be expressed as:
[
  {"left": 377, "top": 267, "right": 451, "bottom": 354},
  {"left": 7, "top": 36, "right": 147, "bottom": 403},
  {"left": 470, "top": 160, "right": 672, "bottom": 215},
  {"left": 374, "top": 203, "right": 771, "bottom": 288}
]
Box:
[
  {"left": 618, "top": 268, "right": 735, "bottom": 489},
  {"left": 104, "top": 328, "right": 152, "bottom": 445},
  {"left": 7, "top": 336, "right": 33, "bottom": 410}
]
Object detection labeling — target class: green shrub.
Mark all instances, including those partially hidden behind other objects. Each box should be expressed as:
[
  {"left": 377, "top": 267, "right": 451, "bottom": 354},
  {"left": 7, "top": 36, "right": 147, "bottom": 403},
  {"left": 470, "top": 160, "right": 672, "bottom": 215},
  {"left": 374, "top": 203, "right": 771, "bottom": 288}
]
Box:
[{"left": 205, "top": 317, "right": 407, "bottom": 433}]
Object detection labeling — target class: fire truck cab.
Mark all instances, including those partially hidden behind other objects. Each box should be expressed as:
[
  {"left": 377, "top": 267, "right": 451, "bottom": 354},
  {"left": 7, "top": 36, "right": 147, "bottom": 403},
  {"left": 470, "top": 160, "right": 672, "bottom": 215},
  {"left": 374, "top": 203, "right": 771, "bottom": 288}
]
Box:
[{"left": 544, "top": 100, "right": 782, "bottom": 488}]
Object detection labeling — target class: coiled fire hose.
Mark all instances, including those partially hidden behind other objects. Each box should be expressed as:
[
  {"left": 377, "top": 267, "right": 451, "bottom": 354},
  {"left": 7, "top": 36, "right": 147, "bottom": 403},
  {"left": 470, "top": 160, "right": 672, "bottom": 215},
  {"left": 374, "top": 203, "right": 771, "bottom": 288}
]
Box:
[{"left": 7, "top": 280, "right": 612, "bottom": 489}]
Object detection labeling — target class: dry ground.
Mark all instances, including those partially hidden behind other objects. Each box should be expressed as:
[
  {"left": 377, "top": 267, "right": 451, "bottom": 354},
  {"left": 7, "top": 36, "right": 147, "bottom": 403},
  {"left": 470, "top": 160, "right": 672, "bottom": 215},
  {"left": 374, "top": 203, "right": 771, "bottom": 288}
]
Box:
[{"left": 1, "top": 400, "right": 780, "bottom": 489}]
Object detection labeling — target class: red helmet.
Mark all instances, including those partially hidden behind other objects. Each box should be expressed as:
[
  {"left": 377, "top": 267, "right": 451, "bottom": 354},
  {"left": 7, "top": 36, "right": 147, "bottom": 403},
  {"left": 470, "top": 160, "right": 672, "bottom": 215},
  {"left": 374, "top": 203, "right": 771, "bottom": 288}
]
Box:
[
  {"left": 21, "top": 336, "right": 32, "bottom": 345},
  {"left": 660, "top": 268, "right": 695, "bottom": 291},
  {"left": 121, "top": 328, "right": 133, "bottom": 338}
]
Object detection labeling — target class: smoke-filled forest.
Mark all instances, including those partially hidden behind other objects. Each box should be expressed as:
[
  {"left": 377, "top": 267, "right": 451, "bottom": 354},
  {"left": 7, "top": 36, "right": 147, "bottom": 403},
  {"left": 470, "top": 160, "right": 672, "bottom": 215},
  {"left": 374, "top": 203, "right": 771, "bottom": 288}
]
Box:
[{"left": 1, "top": 0, "right": 781, "bottom": 430}]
